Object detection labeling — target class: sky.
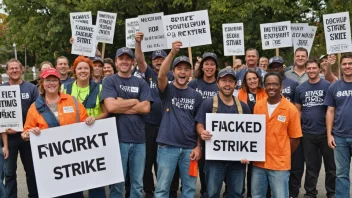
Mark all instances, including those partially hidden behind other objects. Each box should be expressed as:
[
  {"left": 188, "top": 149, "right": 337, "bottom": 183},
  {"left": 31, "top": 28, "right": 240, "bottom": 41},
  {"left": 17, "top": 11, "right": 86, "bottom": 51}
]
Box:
[{"left": 0, "top": 0, "right": 5, "bottom": 14}]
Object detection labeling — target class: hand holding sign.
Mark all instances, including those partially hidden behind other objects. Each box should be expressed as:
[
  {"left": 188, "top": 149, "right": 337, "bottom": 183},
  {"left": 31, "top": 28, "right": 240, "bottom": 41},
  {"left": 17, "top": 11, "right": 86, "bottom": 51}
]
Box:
[
  {"left": 22, "top": 127, "right": 41, "bottom": 141},
  {"left": 201, "top": 130, "right": 212, "bottom": 140},
  {"left": 5, "top": 128, "right": 17, "bottom": 135},
  {"left": 135, "top": 32, "right": 144, "bottom": 43},
  {"left": 171, "top": 41, "right": 182, "bottom": 55},
  {"left": 328, "top": 54, "right": 337, "bottom": 65},
  {"left": 84, "top": 116, "right": 96, "bottom": 125}
]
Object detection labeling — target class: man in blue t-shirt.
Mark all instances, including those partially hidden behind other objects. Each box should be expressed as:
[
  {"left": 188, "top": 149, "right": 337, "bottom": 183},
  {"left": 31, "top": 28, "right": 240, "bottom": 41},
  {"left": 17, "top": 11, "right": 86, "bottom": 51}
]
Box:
[
  {"left": 134, "top": 32, "right": 177, "bottom": 198},
  {"left": 154, "top": 41, "right": 202, "bottom": 198},
  {"left": 195, "top": 68, "right": 251, "bottom": 198},
  {"left": 101, "top": 47, "right": 153, "bottom": 198},
  {"left": 325, "top": 53, "right": 352, "bottom": 198},
  {"left": 2, "top": 59, "right": 39, "bottom": 198},
  {"left": 294, "top": 59, "right": 335, "bottom": 198}
]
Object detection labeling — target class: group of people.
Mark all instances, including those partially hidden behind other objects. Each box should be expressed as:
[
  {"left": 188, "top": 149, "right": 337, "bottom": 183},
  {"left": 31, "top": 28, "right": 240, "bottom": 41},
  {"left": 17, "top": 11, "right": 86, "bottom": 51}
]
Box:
[{"left": 0, "top": 29, "right": 351, "bottom": 198}]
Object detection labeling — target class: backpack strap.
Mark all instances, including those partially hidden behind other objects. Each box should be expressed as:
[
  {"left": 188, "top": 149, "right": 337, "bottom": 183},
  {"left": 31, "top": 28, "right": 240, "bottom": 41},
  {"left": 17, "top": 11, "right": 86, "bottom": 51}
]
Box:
[
  {"left": 72, "top": 96, "right": 80, "bottom": 123},
  {"left": 212, "top": 95, "right": 218, "bottom": 113},
  {"left": 234, "top": 96, "right": 243, "bottom": 114}
]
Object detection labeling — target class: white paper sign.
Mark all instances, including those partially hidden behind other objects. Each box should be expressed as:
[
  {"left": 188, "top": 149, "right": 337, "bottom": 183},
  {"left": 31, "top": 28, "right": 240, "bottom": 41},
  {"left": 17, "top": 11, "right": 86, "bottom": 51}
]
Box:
[
  {"left": 260, "top": 21, "right": 292, "bottom": 50},
  {"left": 222, "top": 23, "right": 245, "bottom": 56},
  {"left": 292, "top": 26, "right": 317, "bottom": 55},
  {"left": 71, "top": 22, "right": 97, "bottom": 57},
  {"left": 205, "top": 114, "right": 266, "bottom": 161},
  {"left": 30, "top": 118, "right": 123, "bottom": 197},
  {"left": 70, "top": 12, "right": 92, "bottom": 33},
  {"left": 96, "top": 11, "right": 117, "bottom": 44},
  {"left": 0, "top": 85, "right": 23, "bottom": 132},
  {"left": 126, "top": 18, "right": 140, "bottom": 49},
  {"left": 138, "top": 12, "right": 167, "bottom": 52},
  {"left": 323, "top": 12, "right": 352, "bottom": 54},
  {"left": 163, "top": 10, "right": 212, "bottom": 48}
]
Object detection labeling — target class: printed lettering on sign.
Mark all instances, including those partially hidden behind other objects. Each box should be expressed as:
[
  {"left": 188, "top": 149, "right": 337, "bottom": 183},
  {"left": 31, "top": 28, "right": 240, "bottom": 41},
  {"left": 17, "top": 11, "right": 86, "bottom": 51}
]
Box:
[{"left": 0, "top": 85, "right": 23, "bottom": 132}]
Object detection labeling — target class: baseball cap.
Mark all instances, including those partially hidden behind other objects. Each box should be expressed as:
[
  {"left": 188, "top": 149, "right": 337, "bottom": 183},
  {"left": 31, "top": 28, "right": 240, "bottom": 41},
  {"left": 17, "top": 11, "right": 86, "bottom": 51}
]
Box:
[
  {"left": 152, "top": 50, "right": 167, "bottom": 60},
  {"left": 217, "top": 68, "right": 236, "bottom": 81},
  {"left": 172, "top": 56, "right": 192, "bottom": 69},
  {"left": 201, "top": 52, "right": 219, "bottom": 67},
  {"left": 92, "top": 57, "right": 104, "bottom": 65},
  {"left": 319, "top": 54, "right": 328, "bottom": 60},
  {"left": 268, "top": 56, "right": 284, "bottom": 66},
  {"left": 115, "top": 47, "right": 135, "bottom": 59},
  {"left": 40, "top": 68, "right": 60, "bottom": 79}
]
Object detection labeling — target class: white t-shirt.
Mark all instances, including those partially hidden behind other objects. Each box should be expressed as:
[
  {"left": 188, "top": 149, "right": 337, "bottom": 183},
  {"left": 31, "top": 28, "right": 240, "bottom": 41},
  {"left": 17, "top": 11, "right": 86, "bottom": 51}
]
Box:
[{"left": 267, "top": 102, "right": 280, "bottom": 117}]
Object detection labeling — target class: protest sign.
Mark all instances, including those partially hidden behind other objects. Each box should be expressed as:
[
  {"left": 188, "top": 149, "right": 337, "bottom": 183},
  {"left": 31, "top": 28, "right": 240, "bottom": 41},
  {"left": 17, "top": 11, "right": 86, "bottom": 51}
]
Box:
[
  {"left": 260, "top": 21, "right": 292, "bottom": 50},
  {"left": 71, "top": 21, "right": 97, "bottom": 57},
  {"left": 30, "top": 118, "right": 123, "bottom": 197},
  {"left": 292, "top": 26, "right": 317, "bottom": 55},
  {"left": 70, "top": 12, "right": 92, "bottom": 33},
  {"left": 323, "top": 12, "right": 352, "bottom": 54},
  {"left": 96, "top": 11, "right": 117, "bottom": 44},
  {"left": 163, "top": 10, "right": 212, "bottom": 48},
  {"left": 205, "top": 114, "right": 266, "bottom": 161},
  {"left": 126, "top": 18, "right": 140, "bottom": 48},
  {"left": 0, "top": 85, "right": 23, "bottom": 132},
  {"left": 222, "top": 23, "right": 245, "bottom": 56},
  {"left": 138, "top": 12, "right": 168, "bottom": 52}
]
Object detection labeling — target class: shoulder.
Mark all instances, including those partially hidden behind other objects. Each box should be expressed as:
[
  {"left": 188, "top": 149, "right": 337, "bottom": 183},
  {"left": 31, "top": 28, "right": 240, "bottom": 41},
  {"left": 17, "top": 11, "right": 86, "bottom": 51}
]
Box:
[
  {"left": 23, "top": 81, "right": 37, "bottom": 89},
  {"left": 188, "top": 79, "right": 198, "bottom": 88},
  {"left": 202, "top": 97, "right": 213, "bottom": 107}
]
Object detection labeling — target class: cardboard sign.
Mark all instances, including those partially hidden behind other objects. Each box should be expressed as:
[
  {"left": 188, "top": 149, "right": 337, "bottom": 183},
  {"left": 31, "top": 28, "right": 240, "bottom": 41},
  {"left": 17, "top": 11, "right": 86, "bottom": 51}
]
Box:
[
  {"left": 125, "top": 18, "right": 140, "bottom": 48},
  {"left": 30, "top": 118, "right": 123, "bottom": 197},
  {"left": 96, "top": 11, "right": 117, "bottom": 44},
  {"left": 0, "top": 85, "right": 23, "bottom": 132},
  {"left": 260, "top": 21, "right": 292, "bottom": 50},
  {"left": 138, "top": 12, "right": 167, "bottom": 52},
  {"left": 205, "top": 114, "right": 266, "bottom": 161},
  {"left": 222, "top": 23, "right": 245, "bottom": 56},
  {"left": 162, "top": 10, "right": 212, "bottom": 48},
  {"left": 292, "top": 25, "right": 317, "bottom": 55},
  {"left": 70, "top": 12, "right": 92, "bottom": 33},
  {"left": 323, "top": 12, "right": 352, "bottom": 54},
  {"left": 71, "top": 22, "right": 97, "bottom": 57}
]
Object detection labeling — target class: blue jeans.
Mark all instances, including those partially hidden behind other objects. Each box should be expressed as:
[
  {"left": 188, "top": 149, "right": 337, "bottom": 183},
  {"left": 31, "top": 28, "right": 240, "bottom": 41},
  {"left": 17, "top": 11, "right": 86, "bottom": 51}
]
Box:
[
  {"left": 334, "top": 135, "right": 352, "bottom": 198},
  {"left": 204, "top": 160, "right": 245, "bottom": 198},
  {"left": 154, "top": 145, "right": 197, "bottom": 198},
  {"left": 110, "top": 143, "right": 145, "bottom": 198},
  {"left": 251, "top": 166, "right": 289, "bottom": 198}
]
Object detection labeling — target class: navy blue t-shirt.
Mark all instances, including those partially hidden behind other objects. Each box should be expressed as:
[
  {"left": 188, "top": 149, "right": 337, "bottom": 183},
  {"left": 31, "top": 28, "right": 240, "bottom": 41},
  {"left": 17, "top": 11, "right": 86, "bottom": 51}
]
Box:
[
  {"left": 2, "top": 81, "right": 39, "bottom": 127},
  {"left": 157, "top": 83, "right": 202, "bottom": 149},
  {"left": 143, "top": 66, "right": 174, "bottom": 125},
  {"left": 188, "top": 78, "right": 219, "bottom": 100},
  {"left": 282, "top": 77, "right": 299, "bottom": 102},
  {"left": 235, "top": 67, "right": 266, "bottom": 89},
  {"left": 101, "top": 74, "right": 153, "bottom": 143},
  {"left": 324, "top": 79, "right": 352, "bottom": 137},
  {"left": 61, "top": 77, "right": 75, "bottom": 85},
  {"left": 294, "top": 79, "right": 330, "bottom": 134}
]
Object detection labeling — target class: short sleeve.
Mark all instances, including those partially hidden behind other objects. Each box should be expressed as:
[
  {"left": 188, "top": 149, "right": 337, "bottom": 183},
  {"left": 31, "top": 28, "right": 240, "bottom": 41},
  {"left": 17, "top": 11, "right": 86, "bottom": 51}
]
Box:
[
  {"left": 188, "top": 79, "right": 197, "bottom": 89},
  {"left": 101, "top": 77, "right": 118, "bottom": 102},
  {"left": 195, "top": 98, "right": 212, "bottom": 125},
  {"left": 241, "top": 102, "right": 251, "bottom": 114},
  {"left": 324, "top": 84, "right": 335, "bottom": 107},
  {"left": 194, "top": 92, "right": 203, "bottom": 115},
  {"left": 287, "top": 107, "right": 303, "bottom": 138},
  {"left": 139, "top": 79, "right": 153, "bottom": 103},
  {"left": 294, "top": 86, "right": 301, "bottom": 104},
  {"left": 159, "top": 82, "right": 170, "bottom": 98}
]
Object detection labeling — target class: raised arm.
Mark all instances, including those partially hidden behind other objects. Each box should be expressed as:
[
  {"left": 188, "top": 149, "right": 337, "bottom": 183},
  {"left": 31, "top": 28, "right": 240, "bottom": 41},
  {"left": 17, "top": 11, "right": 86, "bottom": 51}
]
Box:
[{"left": 135, "top": 32, "right": 148, "bottom": 73}]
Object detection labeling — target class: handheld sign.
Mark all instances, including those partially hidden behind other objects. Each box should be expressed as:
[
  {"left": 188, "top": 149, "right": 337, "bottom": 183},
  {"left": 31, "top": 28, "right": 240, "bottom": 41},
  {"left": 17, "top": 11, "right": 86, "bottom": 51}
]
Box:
[
  {"left": 138, "top": 12, "right": 168, "bottom": 52},
  {"left": 163, "top": 10, "right": 212, "bottom": 48},
  {"left": 70, "top": 12, "right": 92, "bottom": 33},
  {"left": 96, "top": 11, "right": 117, "bottom": 44},
  {"left": 30, "top": 118, "right": 123, "bottom": 197},
  {"left": 71, "top": 21, "right": 97, "bottom": 57},
  {"left": 222, "top": 23, "right": 245, "bottom": 56},
  {"left": 260, "top": 21, "right": 292, "bottom": 50},
  {"left": 0, "top": 85, "right": 23, "bottom": 132},
  {"left": 205, "top": 114, "right": 266, "bottom": 161},
  {"left": 292, "top": 25, "right": 317, "bottom": 56},
  {"left": 323, "top": 12, "right": 352, "bottom": 54},
  {"left": 125, "top": 18, "right": 140, "bottom": 48}
]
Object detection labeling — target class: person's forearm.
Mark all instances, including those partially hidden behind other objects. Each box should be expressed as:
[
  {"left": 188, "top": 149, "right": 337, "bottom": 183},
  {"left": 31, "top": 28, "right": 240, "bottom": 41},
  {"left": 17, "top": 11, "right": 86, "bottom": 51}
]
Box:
[
  {"left": 326, "top": 108, "right": 335, "bottom": 136},
  {"left": 125, "top": 101, "right": 150, "bottom": 114},
  {"left": 290, "top": 138, "right": 300, "bottom": 154},
  {"left": 196, "top": 123, "right": 205, "bottom": 137},
  {"left": 158, "top": 51, "right": 175, "bottom": 80},
  {"left": 135, "top": 41, "right": 147, "bottom": 73},
  {"left": 105, "top": 98, "right": 138, "bottom": 114},
  {"left": 1, "top": 133, "right": 8, "bottom": 148}
]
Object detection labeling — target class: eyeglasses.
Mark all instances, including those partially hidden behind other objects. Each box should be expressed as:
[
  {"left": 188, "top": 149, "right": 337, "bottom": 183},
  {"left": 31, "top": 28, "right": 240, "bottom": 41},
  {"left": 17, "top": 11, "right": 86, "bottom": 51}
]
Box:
[
  {"left": 265, "top": 83, "right": 280, "bottom": 88},
  {"left": 44, "top": 79, "right": 59, "bottom": 84}
]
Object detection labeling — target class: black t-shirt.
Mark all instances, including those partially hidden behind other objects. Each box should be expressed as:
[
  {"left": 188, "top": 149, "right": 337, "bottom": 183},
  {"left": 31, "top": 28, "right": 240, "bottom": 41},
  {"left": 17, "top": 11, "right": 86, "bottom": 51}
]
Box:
[{"left": 247, "top": 92, "right": 256, "bottom": 113}]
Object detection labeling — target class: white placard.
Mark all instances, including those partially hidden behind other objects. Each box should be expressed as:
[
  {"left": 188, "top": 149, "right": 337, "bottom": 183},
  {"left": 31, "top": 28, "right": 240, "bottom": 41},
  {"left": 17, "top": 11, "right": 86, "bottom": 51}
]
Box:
[
  {"left": 222, "top": 23, "right": 245, "bottom": 56},
  {"left": 70, "top": 12, "right": 92, "bottom": 33},
  {"left": 126, "top": 18, "right": 140, "bottom": 49},
  {"left": 205, "top": 114, "right": 266, "bottom": 161},
  {"left": 0, "top": 85, "right": 23, "bottom": 132},
  {"left": 138, "top": 12, "right": 168, "bottom": 52},
  {"left": 323, "top": 12, "right": 352, "bottom": 54},
  {"left": 96, "top": 11, "right": 117, "bottom": 44},
  {"left": 292, "top": 26, "right": 317, "bottom": 55},
  {"left": 30, "top": 118, "right": 123, "bottom": 197},
  {"left": 71, "top": 22, "right": 97, "bottom": 57},
  {"left": 260, "top": 21, "right": 292, "bottom": 50},
  {"left": 163, "top": 10, "right": 212, "bottom": 48}
]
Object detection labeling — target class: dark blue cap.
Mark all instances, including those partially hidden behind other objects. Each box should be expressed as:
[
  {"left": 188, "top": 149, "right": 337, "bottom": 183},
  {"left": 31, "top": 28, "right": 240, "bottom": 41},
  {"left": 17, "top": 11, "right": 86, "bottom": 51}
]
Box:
[
  {"left": 115, "top": 47, "right": 135, "bottom": 59},
  {"left": 92, "top": 57, "right": 104, "bottom": 65},
  {"left": 201, "top": 52, "right": 219, "bottom": 67},
  {"left": 172, "top": 56, "right": 192, "bottom": 69},
  {"left": 268, "top": 56, "right": 284, "bottom": 66},
  {"left": 152, "top": 50, "right": 167, "bottom": 60},
  {"left": 217, "top": 68, "right": 237, "bottom": 81}
]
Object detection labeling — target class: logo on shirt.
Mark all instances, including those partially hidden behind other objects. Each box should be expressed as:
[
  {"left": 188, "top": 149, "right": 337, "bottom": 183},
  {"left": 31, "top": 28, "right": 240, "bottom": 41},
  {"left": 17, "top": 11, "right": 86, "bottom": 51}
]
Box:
[
  {"left": 21, "top": 93, "right": 29, "bottom": 99},
  {"left": 336, "top": 90, "right": 352, "bottom": 97},
  {"left": 171, "top": 97, "right": 195, "bottom": 110},
  {"left": 282, "top": 86, "right": 291, "bottom": 94},
  {"left": 303, "top": 90, "right": 324, "bottom": 107},
  {"left": 63, "top": 106, "right": 74, "bottom": 113},
  {"left": 278, "top": 115, "right": 286, "bottom": 122},
  {"left": 120, "top": 85, "right": 139, "bottom": 93},
  {"left": 149, "top": 79, "right": 157, "bottom": 89},
  {"left": 196, "top": 89, "right": 217, "bottom": 99}
]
